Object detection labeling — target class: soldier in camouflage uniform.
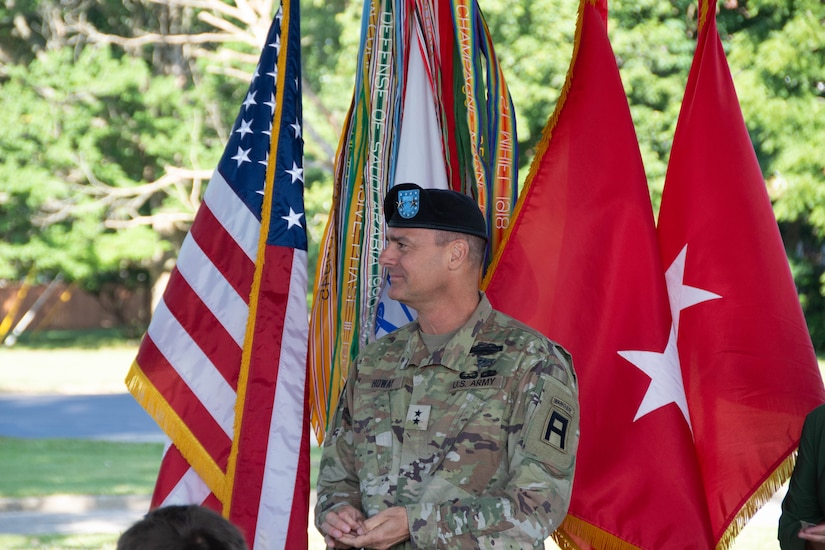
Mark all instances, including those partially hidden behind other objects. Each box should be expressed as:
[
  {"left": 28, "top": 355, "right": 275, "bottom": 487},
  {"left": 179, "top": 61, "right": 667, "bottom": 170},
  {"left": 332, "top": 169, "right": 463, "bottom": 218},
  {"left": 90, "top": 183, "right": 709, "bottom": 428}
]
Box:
[{"left": 316, "top": 183, "right": 579, "bottom": 549}]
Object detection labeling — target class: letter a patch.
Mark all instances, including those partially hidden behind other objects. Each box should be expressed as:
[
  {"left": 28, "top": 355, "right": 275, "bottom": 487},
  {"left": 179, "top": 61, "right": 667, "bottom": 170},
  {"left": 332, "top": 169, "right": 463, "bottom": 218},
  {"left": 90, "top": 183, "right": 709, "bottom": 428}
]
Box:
[
  {"left": 541, "top": 397, "right": 573, "bottom": 452},
  {"left": 543, "top": 410, "right": 569, "bottom": 451},
  {"left": 524, "top": 394, "right": 578, "bottom": 468}
]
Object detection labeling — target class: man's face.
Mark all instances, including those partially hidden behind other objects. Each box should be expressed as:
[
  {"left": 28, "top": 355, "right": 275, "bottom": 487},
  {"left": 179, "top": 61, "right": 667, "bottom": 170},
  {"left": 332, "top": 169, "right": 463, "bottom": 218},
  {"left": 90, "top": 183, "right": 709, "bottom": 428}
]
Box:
[{"left": 378, "top": 227, "right": 450, "bottom": 309}]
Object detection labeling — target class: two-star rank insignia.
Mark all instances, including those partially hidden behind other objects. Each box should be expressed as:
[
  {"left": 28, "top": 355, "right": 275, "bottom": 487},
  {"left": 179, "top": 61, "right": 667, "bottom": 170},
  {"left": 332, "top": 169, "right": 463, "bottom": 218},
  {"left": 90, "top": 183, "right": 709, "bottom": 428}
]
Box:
[{"left": 406, "top": 404, "right": 431, "bottom": 430}]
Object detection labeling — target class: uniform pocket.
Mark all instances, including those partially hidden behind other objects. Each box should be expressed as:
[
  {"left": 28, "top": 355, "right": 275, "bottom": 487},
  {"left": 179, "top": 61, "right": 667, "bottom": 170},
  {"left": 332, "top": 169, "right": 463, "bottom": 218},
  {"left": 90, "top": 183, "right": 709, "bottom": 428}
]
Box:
[
  {"left": 352, "top": 380, "right": 399, "bottom": 494},
  {"left": 432, "top": 387, "right": 507, "bottom": 493}
]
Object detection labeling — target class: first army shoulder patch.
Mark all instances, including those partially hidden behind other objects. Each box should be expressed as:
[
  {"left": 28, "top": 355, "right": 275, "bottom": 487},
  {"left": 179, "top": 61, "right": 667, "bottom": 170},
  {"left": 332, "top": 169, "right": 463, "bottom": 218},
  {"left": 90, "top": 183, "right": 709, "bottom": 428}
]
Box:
[
  {"left": 540, "top": 397, "right": 573, "bottom": 452},
  {"left": 524, "top": 392, "right": 577, "bottom": 469}
]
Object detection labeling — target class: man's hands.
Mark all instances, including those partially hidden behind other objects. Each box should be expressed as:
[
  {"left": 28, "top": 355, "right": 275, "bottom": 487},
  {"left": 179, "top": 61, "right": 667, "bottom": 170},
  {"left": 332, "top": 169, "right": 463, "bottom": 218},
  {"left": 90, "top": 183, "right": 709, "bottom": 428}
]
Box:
[
  {"left": 320, "top": 505, "right": 365, "bottom": 548},
  {"left": 799, "top": 520, "right": 825, "bottom": 550},
  {"left": 320, "top": 505, "right": 410, "bottom": 550},
  {"left": 352, "top": 507, "right": 410, "bottom": 550}
]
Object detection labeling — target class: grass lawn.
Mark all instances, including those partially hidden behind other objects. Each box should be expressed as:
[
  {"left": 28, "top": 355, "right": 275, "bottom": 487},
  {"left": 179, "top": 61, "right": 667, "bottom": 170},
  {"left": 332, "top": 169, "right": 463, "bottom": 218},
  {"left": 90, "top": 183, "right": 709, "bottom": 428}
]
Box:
[
  {"left": 0, "top": 437, "right": 323, "bottom": 498},
  {"left": 0, "top": 436, "right": 322, "bottom": 549},
  {"left": 0, "top": 438, "right": 163, "bottom": 498},
  {"left": 0, "top": 533, "right": 118, "bottom": 549},
  {"left": 0, "top": 332, "right": 325, "bottom": 548},
  {"left": 0, "top": 328, "right": 139, "bottom": 394},
  {"left": 0, "top": 348, "right": 137, "bottom": 394}
]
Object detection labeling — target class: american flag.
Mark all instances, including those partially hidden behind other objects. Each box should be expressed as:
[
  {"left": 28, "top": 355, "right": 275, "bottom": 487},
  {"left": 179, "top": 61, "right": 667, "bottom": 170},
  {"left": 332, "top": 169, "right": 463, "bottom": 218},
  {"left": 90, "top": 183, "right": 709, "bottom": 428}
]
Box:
[{"left": 125, "top": 1, "right": 310, "bottom": 547}]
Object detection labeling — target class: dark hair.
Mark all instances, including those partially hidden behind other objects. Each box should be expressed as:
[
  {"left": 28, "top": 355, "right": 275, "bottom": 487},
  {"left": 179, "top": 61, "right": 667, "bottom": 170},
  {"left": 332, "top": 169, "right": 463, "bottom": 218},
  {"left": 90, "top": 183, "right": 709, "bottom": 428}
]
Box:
[
  {"left": 433, "top": 230, "right": 486, "bottom": 268},
  {"left": 117, "top": 505, "right": 249, "bottom": 550}
]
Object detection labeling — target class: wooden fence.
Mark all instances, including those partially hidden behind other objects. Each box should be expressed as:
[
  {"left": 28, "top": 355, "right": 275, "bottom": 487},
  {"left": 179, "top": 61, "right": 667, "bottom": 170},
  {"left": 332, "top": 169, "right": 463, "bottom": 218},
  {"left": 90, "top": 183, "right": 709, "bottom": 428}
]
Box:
[{"left": 0, "top": 282, "right": 151, "bottom": 335}]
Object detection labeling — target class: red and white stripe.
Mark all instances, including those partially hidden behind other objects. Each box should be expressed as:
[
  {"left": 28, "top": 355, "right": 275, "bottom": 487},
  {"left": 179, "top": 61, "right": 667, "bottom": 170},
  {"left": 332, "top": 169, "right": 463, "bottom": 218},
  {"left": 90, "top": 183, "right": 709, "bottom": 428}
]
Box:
[{"left": 134, "top": 169, "right": 309, "bottom": 547}]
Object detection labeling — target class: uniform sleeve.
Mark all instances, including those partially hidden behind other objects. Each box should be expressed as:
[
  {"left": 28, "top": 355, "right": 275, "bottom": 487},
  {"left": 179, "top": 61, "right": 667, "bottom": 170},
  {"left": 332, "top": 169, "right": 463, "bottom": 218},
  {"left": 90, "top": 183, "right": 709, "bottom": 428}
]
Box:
[
  {"left": 778, "top": 407, "right": 825, "bottom": 550},
  {"left": 406, "top": 343, "right": 579, "bottom": 549},
  {"left": 314, "top": 367, "right": 363, "bottom": 531}
]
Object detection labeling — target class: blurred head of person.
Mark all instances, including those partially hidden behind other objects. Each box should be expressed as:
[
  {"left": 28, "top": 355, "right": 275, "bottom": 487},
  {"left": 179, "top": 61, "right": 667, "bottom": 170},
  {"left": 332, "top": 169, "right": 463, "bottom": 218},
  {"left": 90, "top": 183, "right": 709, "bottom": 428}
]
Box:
[{"left": 117, "top": 504, "right": 248, "bottom": 550}]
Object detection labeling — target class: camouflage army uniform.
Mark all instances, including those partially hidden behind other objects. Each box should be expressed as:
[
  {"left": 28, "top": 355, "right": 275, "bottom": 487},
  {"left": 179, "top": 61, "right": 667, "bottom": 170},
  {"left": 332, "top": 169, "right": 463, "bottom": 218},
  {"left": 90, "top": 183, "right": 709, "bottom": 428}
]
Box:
[{"left": 315, "top": 294, "right": 579, "bottom": 549}]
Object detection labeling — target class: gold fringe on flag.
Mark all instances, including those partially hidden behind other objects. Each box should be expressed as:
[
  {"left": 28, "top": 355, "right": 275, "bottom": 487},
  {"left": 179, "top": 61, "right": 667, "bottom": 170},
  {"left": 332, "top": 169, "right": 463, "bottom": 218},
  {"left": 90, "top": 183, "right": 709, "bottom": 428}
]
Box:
[
  {"left": 554, "top": 514, "right": 642, "bottom": 550},
  {"left": 125, "top": 362, "right": 228, "bottom": 500},
  {"left": 715, "top": 451, "right": 796, "bottom": 549}
]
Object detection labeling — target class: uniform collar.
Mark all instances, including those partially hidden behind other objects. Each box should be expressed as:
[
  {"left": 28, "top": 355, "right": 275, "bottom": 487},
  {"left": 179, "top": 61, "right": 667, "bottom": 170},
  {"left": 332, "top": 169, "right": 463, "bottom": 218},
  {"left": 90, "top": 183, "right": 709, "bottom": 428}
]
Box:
[{"left": 399, "top": 292, "right": 493, "bottom": 372}]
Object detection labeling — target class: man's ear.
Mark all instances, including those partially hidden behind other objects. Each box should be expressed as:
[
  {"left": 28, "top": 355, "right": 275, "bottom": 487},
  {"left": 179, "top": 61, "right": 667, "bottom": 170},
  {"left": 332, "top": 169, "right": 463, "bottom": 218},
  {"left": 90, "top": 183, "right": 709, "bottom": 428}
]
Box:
[{"left": 448, "top": 238, "right": 470, "bottom": 269}]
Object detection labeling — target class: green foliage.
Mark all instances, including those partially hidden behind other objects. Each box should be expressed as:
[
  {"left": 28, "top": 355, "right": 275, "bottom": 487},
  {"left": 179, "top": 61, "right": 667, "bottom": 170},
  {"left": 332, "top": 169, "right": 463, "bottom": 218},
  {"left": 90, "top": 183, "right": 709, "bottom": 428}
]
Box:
[
  {"left": 482, "top": 0, "right": 577, "bottom": 175},
  {"left": 728, "top": 0, "right": 825, "bottom": 231},
  {"left": 0, "top": 44, "right": 220, "bottom": 289},
  {"left": 300, "top": 0, "right": 357, "bottom": 269},
  {"left": 723, "top": 0, "right": 825, "bottom": 344},
  {"left": 0, "top": 0, "right": 823, "bottom": 347},
  {"left": 609, "top": 1, "right": 696, "bottom": 208},
  {"left": 790, "top": 255, "right": 825, "bottom": 350},
  {"left": 0, "top": 437, "right": 162, "bottom": 497}
]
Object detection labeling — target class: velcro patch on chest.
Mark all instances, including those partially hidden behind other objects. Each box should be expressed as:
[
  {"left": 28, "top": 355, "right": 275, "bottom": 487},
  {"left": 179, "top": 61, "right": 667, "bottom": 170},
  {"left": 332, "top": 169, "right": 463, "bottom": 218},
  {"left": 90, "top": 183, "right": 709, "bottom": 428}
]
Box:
[
  {"left": 366, "top": 377, "right": 402, "bottom": 391},
  {"left": 406, "top": 404, "right": 431, "bottom": 430},
  {"left": 449, "top": 374, "right": 505, "bottom": 392}
]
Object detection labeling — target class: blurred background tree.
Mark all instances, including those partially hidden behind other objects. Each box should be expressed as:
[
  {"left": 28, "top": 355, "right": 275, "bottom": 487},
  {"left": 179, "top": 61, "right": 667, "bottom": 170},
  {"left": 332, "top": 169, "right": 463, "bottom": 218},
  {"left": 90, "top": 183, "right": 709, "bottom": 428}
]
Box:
[{"left": 0, "top": 0, "right": 822, "bottom": 348}]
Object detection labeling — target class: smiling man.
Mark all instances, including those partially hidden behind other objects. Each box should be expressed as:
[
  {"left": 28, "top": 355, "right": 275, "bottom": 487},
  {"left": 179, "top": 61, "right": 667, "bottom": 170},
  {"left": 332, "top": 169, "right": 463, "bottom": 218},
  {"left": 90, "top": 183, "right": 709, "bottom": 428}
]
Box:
[{"left": 315, "top": 183, "right": 580, "bottom": 550}]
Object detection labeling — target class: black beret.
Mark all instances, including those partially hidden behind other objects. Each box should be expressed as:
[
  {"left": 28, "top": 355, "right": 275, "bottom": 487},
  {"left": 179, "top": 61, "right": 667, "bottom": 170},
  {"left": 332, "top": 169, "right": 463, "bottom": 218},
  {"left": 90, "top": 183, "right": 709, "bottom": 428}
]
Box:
[{"left": 383, "top": 183, "right": 488, "bottom": 241}]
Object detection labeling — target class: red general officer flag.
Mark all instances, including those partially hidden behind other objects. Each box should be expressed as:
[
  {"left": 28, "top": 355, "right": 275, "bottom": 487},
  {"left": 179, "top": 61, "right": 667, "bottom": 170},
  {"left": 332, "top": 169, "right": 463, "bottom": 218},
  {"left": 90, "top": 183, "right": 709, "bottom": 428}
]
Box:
[
  {"left": 484, "top": 0, "right": 712, "bottom": 547},
  {"left": 125, "top": 1, "right": 311, "bottom": 547},
  {"left": 656, "top": 0, "right": 825, "bottom": 546}
]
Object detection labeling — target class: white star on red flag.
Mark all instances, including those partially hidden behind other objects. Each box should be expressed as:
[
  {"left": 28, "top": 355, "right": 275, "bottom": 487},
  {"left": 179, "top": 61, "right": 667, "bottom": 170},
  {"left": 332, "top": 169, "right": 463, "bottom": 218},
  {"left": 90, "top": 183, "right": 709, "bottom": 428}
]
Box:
[{"left": 619, "top": 244, "right": 721, "bottom": 430}]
